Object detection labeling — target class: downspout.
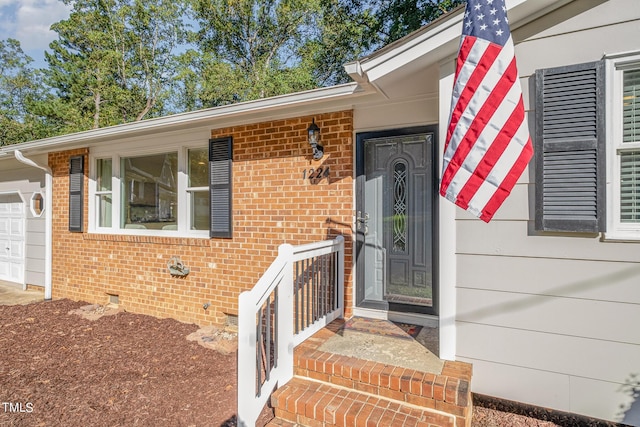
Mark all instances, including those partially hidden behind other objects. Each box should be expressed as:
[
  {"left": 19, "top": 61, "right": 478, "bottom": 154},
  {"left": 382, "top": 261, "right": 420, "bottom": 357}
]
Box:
[{"left": 14, "top": 150, "right": 53, "bottom": 301}]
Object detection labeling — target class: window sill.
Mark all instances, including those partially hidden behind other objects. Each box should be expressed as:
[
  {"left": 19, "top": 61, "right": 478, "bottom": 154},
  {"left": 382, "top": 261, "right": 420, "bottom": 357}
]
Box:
[
  {"left": 84, "top": 232, "right": 212, "bottom": 246},
  {"left": 602, "top": 230, "right": 640, "bottom": 243}
]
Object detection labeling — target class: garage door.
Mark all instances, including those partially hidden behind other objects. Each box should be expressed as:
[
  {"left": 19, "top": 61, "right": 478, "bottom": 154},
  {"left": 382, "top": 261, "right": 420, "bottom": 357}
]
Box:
[{"left": 0, "top": 194, "right": 25, "bottom": 284}]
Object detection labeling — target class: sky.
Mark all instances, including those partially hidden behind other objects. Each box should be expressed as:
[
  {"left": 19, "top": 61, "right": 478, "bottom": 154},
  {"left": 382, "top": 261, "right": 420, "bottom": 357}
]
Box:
[{"left": 0, "top": 0, "right": 72, "bottom": 68}]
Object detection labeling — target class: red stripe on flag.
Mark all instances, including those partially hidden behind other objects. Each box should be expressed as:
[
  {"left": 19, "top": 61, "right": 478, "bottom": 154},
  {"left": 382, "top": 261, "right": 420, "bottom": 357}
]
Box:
[
  {"left": 445, "top": 39, "right": 502, "bottom": 148},
  {"left": 454, "top": 75, "right": 524, "bottom": 209},
  {"left": 478, "top": 138, "right": 533, "bottom": 222},
  {"left": 440, "top": 58, "right": 518, "bottom": 197}
]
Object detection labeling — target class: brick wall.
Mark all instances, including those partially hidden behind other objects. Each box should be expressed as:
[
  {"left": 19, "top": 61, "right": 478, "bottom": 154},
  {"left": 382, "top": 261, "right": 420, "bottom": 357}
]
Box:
[{"left": 49, "top": 111, "right": 354, "bottom": 326}]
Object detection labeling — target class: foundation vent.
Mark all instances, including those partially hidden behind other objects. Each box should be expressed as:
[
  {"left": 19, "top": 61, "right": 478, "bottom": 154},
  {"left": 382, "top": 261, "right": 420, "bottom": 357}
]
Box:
[
  {"left": 225, "top": 314, "right": 238, "bottom": 330},
  {"left": 107, "top": 294, "right": 119, "bottom": 306}
]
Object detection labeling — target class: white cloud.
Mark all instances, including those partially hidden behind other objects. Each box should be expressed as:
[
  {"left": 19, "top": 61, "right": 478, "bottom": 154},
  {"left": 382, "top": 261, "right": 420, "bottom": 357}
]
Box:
[{"left": 0, "top": 0, "right": 71, "bottom": 50}]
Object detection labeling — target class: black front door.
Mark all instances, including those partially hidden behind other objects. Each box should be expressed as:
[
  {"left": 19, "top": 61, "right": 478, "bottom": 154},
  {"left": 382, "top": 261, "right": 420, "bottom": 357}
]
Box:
[{"left": 355, "top": 127, "right": 438, "bottom": 315}]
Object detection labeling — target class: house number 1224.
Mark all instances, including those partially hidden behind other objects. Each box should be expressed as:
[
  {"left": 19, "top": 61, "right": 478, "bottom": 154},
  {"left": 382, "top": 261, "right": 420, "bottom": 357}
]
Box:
[{"left": 303, "top": 167, "right": 330, "bottom": 180}]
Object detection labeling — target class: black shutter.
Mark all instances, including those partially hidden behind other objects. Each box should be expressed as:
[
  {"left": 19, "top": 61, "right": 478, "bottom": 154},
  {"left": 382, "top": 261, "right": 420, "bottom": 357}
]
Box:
[
  {"left": 534, "top": 61, "right": 606, "bottom": 232},
  {"left": 209, "top": 137, "right": 232, "bottom": 238},
  {"left": 69, "top": 155, "right": 84, "bottom": 232}
]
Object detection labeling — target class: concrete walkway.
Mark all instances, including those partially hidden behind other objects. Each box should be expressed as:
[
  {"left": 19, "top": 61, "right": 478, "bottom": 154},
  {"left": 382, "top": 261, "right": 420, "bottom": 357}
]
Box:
[{"left": 0, "top": 281, "right": 45, "bottom": 305}]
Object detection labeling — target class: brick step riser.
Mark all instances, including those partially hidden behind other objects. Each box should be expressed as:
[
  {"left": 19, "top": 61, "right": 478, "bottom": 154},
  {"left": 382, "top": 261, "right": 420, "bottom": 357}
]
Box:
[
  {"left": 272, "top": 377, "right": 457, "bottom": 427},
  {"left": 294, "top": 351, "right": 470, "bottom": 419}
]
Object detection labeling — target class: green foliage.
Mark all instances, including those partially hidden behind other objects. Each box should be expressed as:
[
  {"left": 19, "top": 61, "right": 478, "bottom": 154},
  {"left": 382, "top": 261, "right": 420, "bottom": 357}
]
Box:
[
  {"left": 0, "top": 39, "right": 52, "bottom": 145},
  {"left": 31, "top": 0, "right": 188, "bottom": 135},
  {"left": 189, "top": 0, "right": 322, "bottom": 105},
  {"left": 364, "top": 0, "right": 465, "bottom": 47},
  {"left": 1, "top": 0, "right": 464, "bottom": 143}
]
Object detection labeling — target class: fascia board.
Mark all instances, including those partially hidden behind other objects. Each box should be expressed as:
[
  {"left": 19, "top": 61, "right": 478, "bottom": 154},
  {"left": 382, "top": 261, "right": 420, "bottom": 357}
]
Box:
[
  {"left": 359, "top": 9, "right": 466, "bottom": 83},
  {"left": 0, "top": 82, "right": 366, "bottom": 156}
]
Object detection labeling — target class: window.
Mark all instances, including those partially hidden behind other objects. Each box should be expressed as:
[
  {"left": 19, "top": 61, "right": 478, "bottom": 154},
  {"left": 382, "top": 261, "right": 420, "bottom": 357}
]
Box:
[
  {"left": 30, "top": 192, "right": 44, "bottom": 217},
  {"left": 121, "top": 153, "right": 177, "bottom": 230},
  {"left": 90, "top": 137, "right": 232, "bottom": 237},
  {"left": 188, "top": 148, "right": 209, "bottom": 230},
  {"left": 607, "top": 53, "right": 640, "bottom": 240},
  {"left": 96, "top": 159, "right": 112, "bottom": 227}
]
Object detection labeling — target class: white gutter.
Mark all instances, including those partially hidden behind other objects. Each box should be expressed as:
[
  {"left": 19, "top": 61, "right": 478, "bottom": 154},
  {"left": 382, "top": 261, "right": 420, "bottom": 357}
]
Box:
[{"left": 14, "top": 150, "right": 53, "bottom": 301}]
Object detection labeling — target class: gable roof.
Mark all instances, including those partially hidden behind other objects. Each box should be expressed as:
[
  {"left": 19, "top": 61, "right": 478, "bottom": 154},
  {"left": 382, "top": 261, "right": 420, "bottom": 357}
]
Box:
[{"left": 344, "top": 0, "right": 578, "bottom": 98}]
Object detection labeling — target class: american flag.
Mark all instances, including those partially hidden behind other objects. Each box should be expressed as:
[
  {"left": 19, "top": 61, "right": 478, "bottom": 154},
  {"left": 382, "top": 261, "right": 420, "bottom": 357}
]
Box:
[{"left": 440, "top": 0, "right": 533, "bottom": 222}]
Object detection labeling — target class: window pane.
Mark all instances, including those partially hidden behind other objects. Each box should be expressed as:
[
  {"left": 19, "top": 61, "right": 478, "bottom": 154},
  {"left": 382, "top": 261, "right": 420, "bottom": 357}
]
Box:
[
  {"left": 97, "top": 158, "right": 112, "bottom": 191},
  {"left": 623, "top": 69, "right": 640, "bottom": 143},
  {"left": 98, "top": 194, "right": 112, "bottom": 227},
  {"left": 189, "top": 148, "right": 208, "bottom": 187},
  {"left": 191, "top": 190, "right": 210, "bottom": 230},
  {"left": 620, "top": 151, "right": 640, "bottom": 223},
  {"left": 121, "top": 153, "right": 177, "bottom": 230}
]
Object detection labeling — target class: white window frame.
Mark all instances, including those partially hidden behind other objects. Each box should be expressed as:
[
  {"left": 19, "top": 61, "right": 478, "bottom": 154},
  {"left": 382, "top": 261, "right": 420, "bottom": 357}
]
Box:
[
  {"left": 605, "top": 50, "right": 640, "bottom": 241},
  {"left": 29, "top": 192, "right": 45, "bottom": 217},
  {"left": 89, "top": 144, "right": 209, "bottom": 238},
  {"left": 186, "top": 147, "right": 209, "bottom": 232}
]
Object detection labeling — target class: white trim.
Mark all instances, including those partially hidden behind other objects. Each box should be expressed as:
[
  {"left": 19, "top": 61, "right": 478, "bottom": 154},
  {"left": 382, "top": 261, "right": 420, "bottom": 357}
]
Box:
[
  {"left": 438, "top": 65, "right": 457, "bottom": 362},
  {"left": 29, "top": 192, "right": 45, "bottom": 218},
  {"left": 604, "top": 52, "right": 640, "bottom": 241},
  {"left": 13, "top": 151, "right": 52, "bottom": 299},
  {"left": 89, "top": 147, "right": 211, "bottom": 238}
]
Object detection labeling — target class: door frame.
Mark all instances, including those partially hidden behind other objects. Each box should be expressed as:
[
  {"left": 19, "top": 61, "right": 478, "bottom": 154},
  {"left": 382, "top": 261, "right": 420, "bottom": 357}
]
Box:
[{"left": 355, "top": 125, "right": 439, "bottom": 317}]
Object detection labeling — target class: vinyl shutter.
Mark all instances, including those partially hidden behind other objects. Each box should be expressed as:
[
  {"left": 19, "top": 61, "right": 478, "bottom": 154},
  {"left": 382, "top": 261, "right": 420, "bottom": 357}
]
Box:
[
  {"left": 209, "top": 137, "right": 232, "bottom": 238},
  {"left": 69, "top": 155, "right": 84, "bottom": 232},
  {"left": 534, "top": 61, "right": 606, "bottom": 232}
]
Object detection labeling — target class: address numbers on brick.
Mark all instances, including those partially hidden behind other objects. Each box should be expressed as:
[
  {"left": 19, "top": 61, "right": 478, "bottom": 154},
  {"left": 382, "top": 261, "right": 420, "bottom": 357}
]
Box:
[{"left": 303, "top": 166, "right": 330, "bottom": 181}]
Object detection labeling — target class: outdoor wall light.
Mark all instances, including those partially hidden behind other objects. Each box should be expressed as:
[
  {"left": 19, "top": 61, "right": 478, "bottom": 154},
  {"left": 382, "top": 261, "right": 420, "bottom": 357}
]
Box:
[{"left": 307, "top": 118, "right": 324, "bottom": 160}]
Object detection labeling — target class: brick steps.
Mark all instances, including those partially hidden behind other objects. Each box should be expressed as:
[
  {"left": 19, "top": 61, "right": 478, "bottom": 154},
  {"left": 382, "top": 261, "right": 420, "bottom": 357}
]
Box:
[
  {"left": 272, "top": 377, "right": 456, "bottom": 427},
  {"left": 268, "top": 322, "right": 473, "bottom": 427}
]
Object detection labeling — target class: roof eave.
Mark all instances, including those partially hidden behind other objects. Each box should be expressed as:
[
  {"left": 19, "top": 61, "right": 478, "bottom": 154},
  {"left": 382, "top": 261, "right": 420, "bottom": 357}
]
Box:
[{"left": 0, "top": 82, "right": 368, "bottom": 157}]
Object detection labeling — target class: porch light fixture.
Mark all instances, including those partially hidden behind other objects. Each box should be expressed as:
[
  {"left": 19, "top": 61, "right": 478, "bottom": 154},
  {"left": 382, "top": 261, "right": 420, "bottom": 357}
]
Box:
[{"left": 307, "top": 118, "right": 324, "bottom": 160}]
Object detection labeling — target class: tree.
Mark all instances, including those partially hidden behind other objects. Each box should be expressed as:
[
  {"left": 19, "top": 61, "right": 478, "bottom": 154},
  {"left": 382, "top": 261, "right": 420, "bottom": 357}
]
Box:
[
  {"left": 190, "top": 0, "right": 322, "bottom": 106},
  {"left": 0, "top": 39, "right": 50, "bottom": 145},
  {"left": 35, "top": 0, "right": 188, "bottom": 134}
]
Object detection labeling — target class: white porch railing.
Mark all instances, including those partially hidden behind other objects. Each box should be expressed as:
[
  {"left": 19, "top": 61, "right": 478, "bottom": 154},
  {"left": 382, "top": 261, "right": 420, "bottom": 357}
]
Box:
[{"left": 237, "top": 236, "right": 345, "bottom": 426}]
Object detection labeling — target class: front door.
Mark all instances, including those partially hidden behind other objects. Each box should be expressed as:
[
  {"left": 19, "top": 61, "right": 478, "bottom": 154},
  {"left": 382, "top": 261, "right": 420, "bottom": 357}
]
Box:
[
  {"left": 356, "top": 127, "right": 437, "bottom": 315},
  {"left": 0, "top": 193, "right": 25, "bottom": 284}
]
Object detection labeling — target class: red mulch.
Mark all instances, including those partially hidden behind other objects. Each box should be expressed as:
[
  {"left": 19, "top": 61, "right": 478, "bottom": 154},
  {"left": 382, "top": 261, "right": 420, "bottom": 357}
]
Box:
[
  {"left": 0, "top": 299, "right": 273, "bottom": 427},
  {"left": 3, "top": 299, "right": 612, "bottom": 427}
]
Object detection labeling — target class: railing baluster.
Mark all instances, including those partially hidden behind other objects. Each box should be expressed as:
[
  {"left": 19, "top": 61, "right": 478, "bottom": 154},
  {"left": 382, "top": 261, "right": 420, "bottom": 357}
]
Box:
[
  {"left": 311, "top": 257, "right": 316, "bottom": 322},
  {"left": 256, "top": 306, "right": 263, "bottom": 397},
  {"left": 304, "top": 258, "right": 312, "bottom": 329},
  {"left": 274, "top": 287, "right": 278, "bottom": 367},
  {"left": 323, "top": 254, "right": 328, "bottom": 316},
  {"left": 266, "top": 294, "right": 271, "bottom": 380},
  {"left": 294, "top": 261, "right": 299, "bottom": 334}
]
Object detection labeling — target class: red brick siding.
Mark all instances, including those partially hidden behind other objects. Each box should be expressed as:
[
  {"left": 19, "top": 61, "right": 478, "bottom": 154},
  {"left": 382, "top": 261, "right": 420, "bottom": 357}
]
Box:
[{"left": 49, "top": 111, "right": 354, "bottom": 326}]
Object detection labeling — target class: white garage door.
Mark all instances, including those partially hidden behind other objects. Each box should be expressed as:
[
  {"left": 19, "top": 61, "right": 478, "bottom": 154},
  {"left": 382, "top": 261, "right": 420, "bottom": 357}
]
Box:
[{"left": 0, "top": 194, "right": 25, "bottom": 284}]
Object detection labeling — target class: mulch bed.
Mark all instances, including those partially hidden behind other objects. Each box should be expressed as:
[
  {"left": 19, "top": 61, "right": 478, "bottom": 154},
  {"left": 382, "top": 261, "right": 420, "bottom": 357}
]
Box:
[
  {"left": 1, "top": 299, "right": 621, "bottom": 427},
  {"left": 0, "top": 299, "right": 273, "bottom": 427}
]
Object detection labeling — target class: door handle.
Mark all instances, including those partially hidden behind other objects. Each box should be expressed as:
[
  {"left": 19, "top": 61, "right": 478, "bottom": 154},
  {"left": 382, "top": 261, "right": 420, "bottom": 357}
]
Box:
[{"left": 356, "top": 211, "right": 369, "bottom": 234}]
